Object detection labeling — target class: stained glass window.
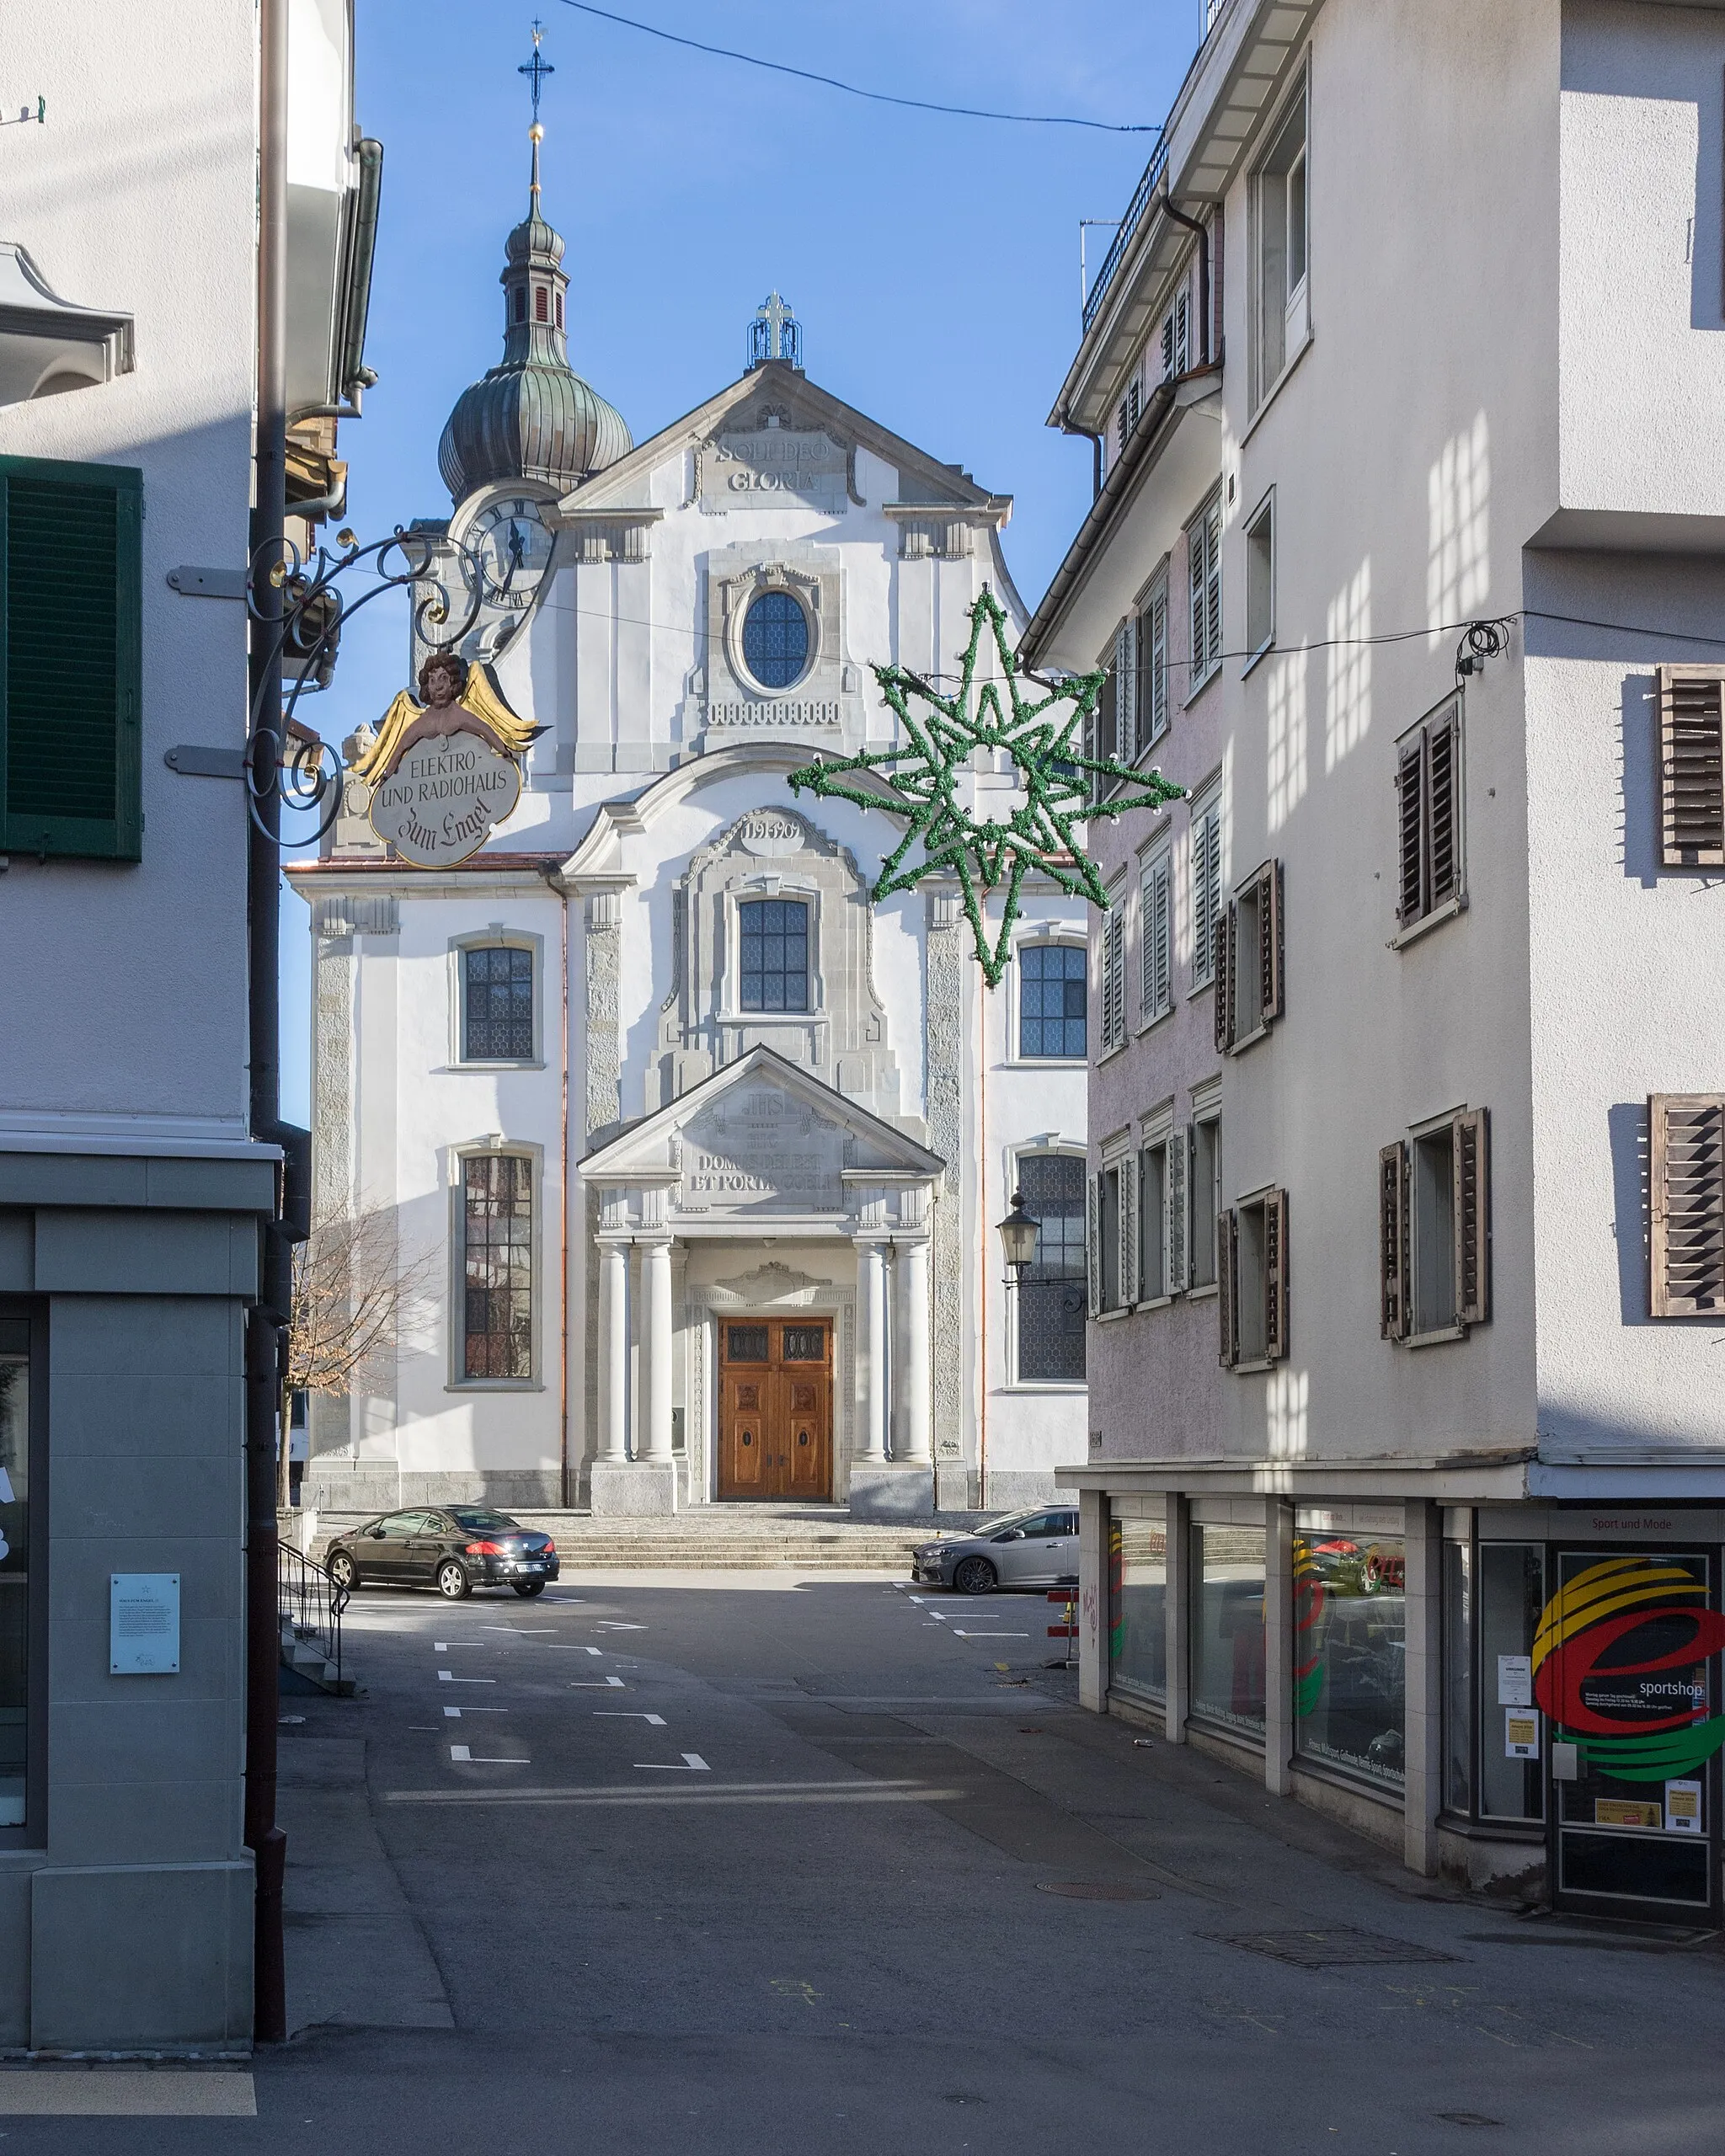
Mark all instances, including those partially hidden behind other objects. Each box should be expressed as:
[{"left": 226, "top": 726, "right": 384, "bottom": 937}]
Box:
[
  {"left": 1017, "top": 1153, "right": 1086, "bottom": 1382},
  {"left": 463, "top": 1155, "right": 533, "bottom": 1380},
  {"left": 1019, "top": 943, "right": 1087, "bottom": 1059},
  {"left": 742, "top": 590, "right": 809, "bottom": 689},
  {"left": 464, "top": 946, "right": 533, "bottom": 1061},
  {"left": 740, "top": 899, "right": 809, "bottom": 1013}
]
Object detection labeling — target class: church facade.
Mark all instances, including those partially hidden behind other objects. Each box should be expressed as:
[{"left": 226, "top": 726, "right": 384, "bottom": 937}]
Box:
[{"left": 288, "top": 173, "right": 1088, "bottom": 1518}]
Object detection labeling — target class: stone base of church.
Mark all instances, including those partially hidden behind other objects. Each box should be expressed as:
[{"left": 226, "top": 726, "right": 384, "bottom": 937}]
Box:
[
  {"left": 589, "top": 1459, "right": 681, "bottom": 1517},
  {"left": 847, "top": 1460, "right": 934, "bottom": 1522}
]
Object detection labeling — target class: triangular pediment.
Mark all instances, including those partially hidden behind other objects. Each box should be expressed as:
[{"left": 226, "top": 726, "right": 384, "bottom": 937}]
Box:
[
  {"left": 555, "top": 361, "right": 1006, "bottom": 519},
  {"left": 579, "top": 1046, "right": 943, "bottom": 1214}
]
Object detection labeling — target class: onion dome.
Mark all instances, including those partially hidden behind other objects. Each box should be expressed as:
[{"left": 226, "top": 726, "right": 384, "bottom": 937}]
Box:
[{"left": 437, "top": 128, "right": 630, "bottom": 503}]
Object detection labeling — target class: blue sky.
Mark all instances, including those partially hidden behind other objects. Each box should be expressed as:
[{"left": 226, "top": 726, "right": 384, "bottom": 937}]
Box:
[{"left": 280, "top": 0, "right": 1204, "bottom": 1123}]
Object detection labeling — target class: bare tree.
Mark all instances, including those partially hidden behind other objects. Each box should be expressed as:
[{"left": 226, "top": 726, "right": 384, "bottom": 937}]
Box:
[{"left": 280, "top": 1209, "right": 434, "bottom": 1510}]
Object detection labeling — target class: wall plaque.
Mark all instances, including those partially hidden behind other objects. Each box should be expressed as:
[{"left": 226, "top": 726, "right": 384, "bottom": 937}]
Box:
[
  {"left": 110, "top": 1573, "right": 180, "bottom": 1675},
  {"left": 702, "top": 429, "right": 849, "bottom": 515}
]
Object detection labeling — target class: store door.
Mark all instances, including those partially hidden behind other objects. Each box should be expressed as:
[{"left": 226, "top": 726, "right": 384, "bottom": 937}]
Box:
[
  {"left": 1544, "top": 1549, "right": 1722, "bottom": 1922},
  {"left": 717, "top": 1320, "right": 833, "bottom": 1501}
]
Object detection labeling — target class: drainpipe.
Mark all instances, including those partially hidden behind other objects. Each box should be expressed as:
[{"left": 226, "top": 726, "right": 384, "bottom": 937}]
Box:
[
  {"left": 245, "top": 0, "right": 289, "bottom": 2049},
  {"left": 1162, "top": 191, "right": 1212, "bottom": 366},
  {"left": 1057, "top": 409, "right": 1105, "bottom": 502}
]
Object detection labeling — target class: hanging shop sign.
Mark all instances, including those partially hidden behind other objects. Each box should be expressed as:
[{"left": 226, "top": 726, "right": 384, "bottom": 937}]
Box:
[
  {"left": 351, "top": 651, "right": 544, "bottom": 869},
  {"left": 1532, "top": 1554, "right": 1725, "bottom": 1784}
]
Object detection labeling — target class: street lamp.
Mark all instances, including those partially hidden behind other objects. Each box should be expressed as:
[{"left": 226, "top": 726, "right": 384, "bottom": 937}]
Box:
[{"left": 997, "top": 1190, "right": 1039, "bottom": 1287}]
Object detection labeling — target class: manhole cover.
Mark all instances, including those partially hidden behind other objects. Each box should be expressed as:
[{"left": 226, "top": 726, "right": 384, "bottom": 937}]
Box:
[
  {"left": 1202, "top": 1925, "right": 1459, "bottom": 1967},
  {"left": 1038, "top": 1881, "right": 1161, "bottom": 1902}
]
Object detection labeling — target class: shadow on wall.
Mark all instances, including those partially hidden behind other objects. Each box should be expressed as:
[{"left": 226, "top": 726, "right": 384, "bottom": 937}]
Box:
[
  {"left": 1618, "top": 670, "right": 1662, "bottom": 889},
  {"left": 1607, "top": 1099, "right": 1650, "bottom": 1326}
]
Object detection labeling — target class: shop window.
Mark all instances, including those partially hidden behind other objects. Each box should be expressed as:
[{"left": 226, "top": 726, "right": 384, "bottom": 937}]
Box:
[
  {"left": 1294, "top": 1524, "right": 1406, "bottom": 1789},
  {"left": 1110, "top": 1512, "right": 1167, "bottom": 1702},
  {"left": 1442, "top": 1538, "right": 1472, "bottom": 1815},
  {"left": 460, "top": 1154, "right": 534, "bottom": 1381},
  {"left": 1017, "top": 1154, "right": 1087, "bottom": 1383},
  {"left": 1478, "top": 1541, "right": 1545, "bottom": 1822},
  {"left": 1191, "top": 1521, "right": 1266, "bottom": 1738},
  {"left": 0, "top": 1315, "right": 28, "bottom": 1831}
]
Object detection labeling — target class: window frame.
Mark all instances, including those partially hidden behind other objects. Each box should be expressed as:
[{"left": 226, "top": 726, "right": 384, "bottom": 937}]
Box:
[
  {"left": 1189, "top": 1112, "right": 1220, "bottom": 1293},
  {"left": 1015, "top": 935, "right": 1088, "bottom": 1064},
  {"left": 0, "top": 1300, "right": 46, "bottom": 1849},
  {"left": 1188, "top": 787, "right": 1224, "bottom": 992},
  {"left": 1656, "top": 666, "right": 1725, "bottom": 868},
  {"left": 736, "top": 894, "right": 813, "bottom": 1016},
  {"left": 1243, "top": 488, "right": 1275, "bottom": 671},
  {"left": 451, "top": 931, "right": 543, "bottom": 1069},
  {"left": 1010, "top": 1146, "right": 1088, "bottom": 1387},
  {"left": 1215, "top": 858, "right": 1284, "bottom": 1055},
  {"left": 1219, "top": 1184, "right": 1289, "bottom": 1371},
  {"left": 1392, "top": 692, "right": 1466, "bottom": 945},
  {"left": 1187, "top": 491, "right": 1224, "bottom": 699},
  {"left": 739, "top": 584, "right": 814, "bottom": 694},
  {"left": 1649, "top": 1094, "right": 1725, "bottom": 1318},
  {"left": 1136, "top": 575, "right": 1171, "bottom": 754},
  {"left": 0, "top": 454, "right": 144, "bottom": 862},
  {"left": 449, "top": 1140, "right": 542, "bottom": 1391},
  {"left": 1380, "top": 1107, "right": 1492, "bottom": 1344},
  {"left": 1250, "top": 63, "right": 1311, "bottom": 414},
  {"left": 1098, "top": 899, "right": 1128, "bottom": 1059},
  {"left": 1138, "top": 840, "right": 1173, "bottom": 1029}
]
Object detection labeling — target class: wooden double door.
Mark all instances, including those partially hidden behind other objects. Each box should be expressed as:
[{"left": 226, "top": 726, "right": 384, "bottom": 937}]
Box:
[{"left": 718, "top": 1318, "right": 833, "bottom": 1500}]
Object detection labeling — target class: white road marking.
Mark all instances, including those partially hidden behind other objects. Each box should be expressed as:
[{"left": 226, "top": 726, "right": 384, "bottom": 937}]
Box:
[
  {"left": 569, "top": 1678, "right": 626, "bottom": 1689},
  {"left": 544, "top": 1645, "right": 605, "bottom": 1655},
  {"left": 595, "top": 1621, "right": 647, "bottom": 1630},
  {"left": 596, "top": 1712, "right": 666, "bottom": 1725},
  {"left": 434, "top": 1642, "right": 483, "bottom": 1653},
  {"left": 449, "top": 1744, "right": 529, "bottom": 1764},
  {"left": 444, "top": 1706, "right": 509, "bottom": 1717},
  {"left": 437, "top": 1670, "right": 496, "bottom": 1684},
  {"left": 635, "top": 1753, "right": 709, "bottom": 1771},
  {"left": 953, "top": 1631, "right": 1029, "bottom": 1639},
  {"left": 482, "top": 1627, "right": 557, "bottom": 1635}
]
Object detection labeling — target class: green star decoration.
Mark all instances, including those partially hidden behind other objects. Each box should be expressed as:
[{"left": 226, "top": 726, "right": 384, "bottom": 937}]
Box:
[{"left": 788, "top": 590, "right": 1186, "bottom": 987}]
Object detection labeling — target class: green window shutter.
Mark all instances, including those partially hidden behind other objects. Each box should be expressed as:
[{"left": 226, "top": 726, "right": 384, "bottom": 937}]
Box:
[{"left": 0, "top": 455, "right": 142, "bottom": 862}]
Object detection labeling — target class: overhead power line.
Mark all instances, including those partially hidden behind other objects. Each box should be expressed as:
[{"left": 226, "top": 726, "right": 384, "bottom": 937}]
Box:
[{"left": 549, "top": 0, "right": 1160, "bottom": 131}]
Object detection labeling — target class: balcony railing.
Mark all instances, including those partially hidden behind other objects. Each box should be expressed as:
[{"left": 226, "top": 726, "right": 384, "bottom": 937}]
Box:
[{"left": 1081, "top": 134, "right": 1170, "bottom": 337}]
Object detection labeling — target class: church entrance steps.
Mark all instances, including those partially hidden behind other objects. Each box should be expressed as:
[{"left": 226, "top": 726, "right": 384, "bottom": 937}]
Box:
[{"left": 302, "top": 1505, "right": 991, "bottom": 1573}]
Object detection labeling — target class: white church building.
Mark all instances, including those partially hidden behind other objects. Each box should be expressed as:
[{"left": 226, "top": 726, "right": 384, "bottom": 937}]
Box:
[{"left": 289, "top": 160, "right": 1088, "bottom": 1518}]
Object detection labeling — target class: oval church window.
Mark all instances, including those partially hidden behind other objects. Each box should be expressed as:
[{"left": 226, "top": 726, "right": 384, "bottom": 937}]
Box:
[{"left": 741, "top": 589, "right": 809, "bottom": 690}]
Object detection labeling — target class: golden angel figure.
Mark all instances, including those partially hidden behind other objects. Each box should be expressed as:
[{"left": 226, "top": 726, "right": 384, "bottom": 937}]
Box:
[{"left": 350, "top": 651, "right": 544, "bottom": 785}]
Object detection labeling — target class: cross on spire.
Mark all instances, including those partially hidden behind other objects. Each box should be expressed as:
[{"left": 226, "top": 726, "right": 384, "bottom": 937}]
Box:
[{"left": 519, "top": 20, "right": 554, "bottom": 205}]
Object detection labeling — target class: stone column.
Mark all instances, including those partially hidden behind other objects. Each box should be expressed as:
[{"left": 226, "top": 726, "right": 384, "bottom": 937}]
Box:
[
  {"left": 891, "top": 1237, "right": 932, "bottom": 1465},
  {"left": 641, "top": 1238, "right": 675, "bottom": 1465},
  {"left": 855, "top": 1239, "right": 888, "bottom": 1463},
  {"left": 598, "top": 1241, "right": 629, "bottom": 1465}
]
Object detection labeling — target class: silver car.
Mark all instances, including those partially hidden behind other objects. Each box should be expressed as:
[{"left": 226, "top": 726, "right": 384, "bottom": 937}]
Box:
[{"left": 911, "top": 1505, "right": 1080, "bottom": 1595}]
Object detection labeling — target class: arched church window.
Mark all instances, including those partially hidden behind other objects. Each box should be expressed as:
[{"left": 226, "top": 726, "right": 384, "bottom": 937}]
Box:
[
  {"left": 1016, "top": 1154, "right": 1087, "bottom": 1383},
  {"left": 739, "top": 899, "right": 809, "bottom": 1013},
  {"left": 535, "top": 286, "right": 547, "bottom": 323},
  {"left": 741, "top": 589, "right": 809, "bottom": 690}
]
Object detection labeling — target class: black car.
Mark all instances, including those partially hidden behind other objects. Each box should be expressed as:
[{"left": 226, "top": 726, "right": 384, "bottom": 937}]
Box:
[{"left": 325, "top": 1508, "right": 560, "bottom": 1600}]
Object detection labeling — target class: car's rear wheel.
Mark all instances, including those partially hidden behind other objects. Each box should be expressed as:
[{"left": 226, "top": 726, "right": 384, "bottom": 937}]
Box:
[
  {"left": 512, "top": 1579, "right": 546, "bottom": 1598},
  {"left": 953, "top": 1556, "right": 997, "bottom": 1596},
  {"left": 328, "top": 1550, "right": 358, "bottom": 1593},
  {"left": 436, "top": 1560, "right": 472, "bottom": 1600}
]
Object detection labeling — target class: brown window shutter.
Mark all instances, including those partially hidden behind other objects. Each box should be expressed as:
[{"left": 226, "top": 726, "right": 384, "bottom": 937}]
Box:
[
  {"left": 1259, "top": 860, "right": 1284, "bottom": 1023},
  {"left": 1217, "top": 1207, "right": 1238, "bottom": 1366},
  {"left": 1379, "top": 1141, "right": 1409, "bottom": 1340},
  {"left": 1264, "top": 1187, "right": 1290, "bottom": 1360},
  {"left": 1650, "top": 1094, "right": 1725, "bottom": 1316},
  {"left": 1397, "top": 736, "right": 1426, "bottom": 924},
  {"left": 1453, "top": 1107, "right": 1491, "bottom": 1326},
  {"left": 1658, "top": 668, "right": 1725, "bottom": 869},
  {"left": 1214, "top": 901, "right": 1236, "bottom": 1054},
  {"left": 1429, "top": 705, "right": 1461, "bottom": 909}
]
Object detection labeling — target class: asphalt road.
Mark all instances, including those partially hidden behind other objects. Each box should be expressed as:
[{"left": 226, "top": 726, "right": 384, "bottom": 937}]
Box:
[{"left": 12, "top": 1570, "right": 1725, "bottom": 2152}]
